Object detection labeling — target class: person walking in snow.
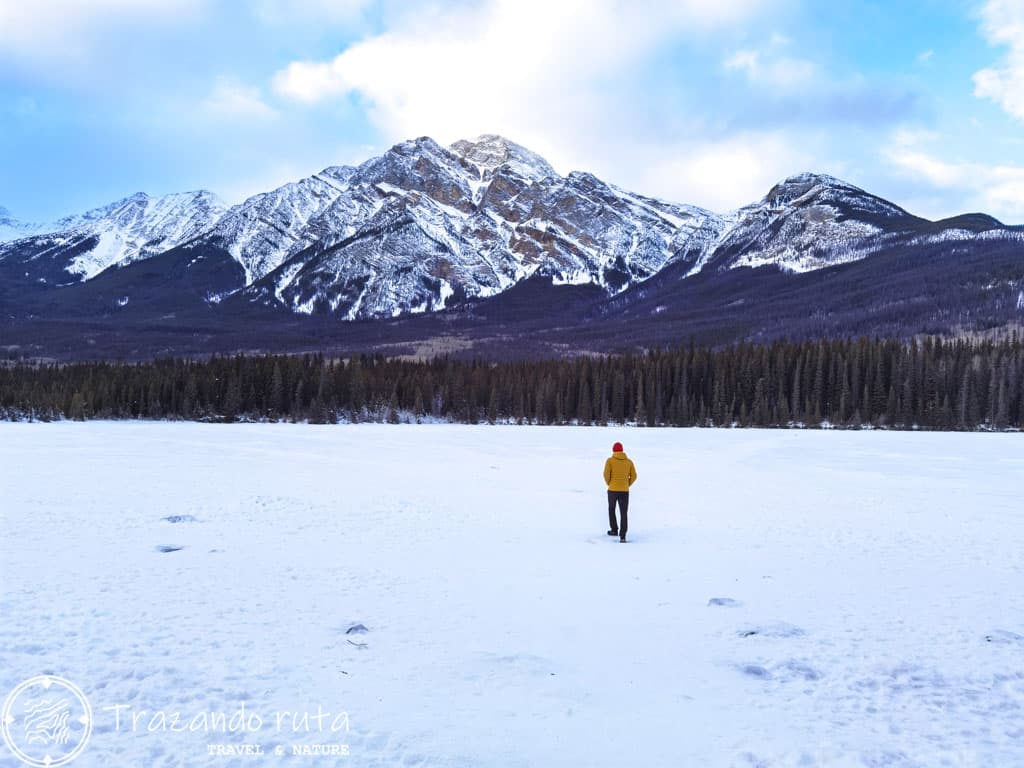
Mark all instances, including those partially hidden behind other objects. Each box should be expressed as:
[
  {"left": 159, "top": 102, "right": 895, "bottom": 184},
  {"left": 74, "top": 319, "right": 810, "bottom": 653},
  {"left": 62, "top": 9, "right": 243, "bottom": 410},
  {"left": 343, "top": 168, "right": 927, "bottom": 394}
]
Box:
[{"left": 604, "top": 441, "right": 637, "bottom": 542}]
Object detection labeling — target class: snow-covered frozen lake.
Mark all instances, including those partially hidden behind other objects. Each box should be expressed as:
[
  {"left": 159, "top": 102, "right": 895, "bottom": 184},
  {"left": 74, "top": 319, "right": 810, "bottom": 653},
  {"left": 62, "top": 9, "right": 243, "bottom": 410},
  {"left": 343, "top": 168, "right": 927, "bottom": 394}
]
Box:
[{"left": 1, "top": 423, "right": 1022, "bottom": 767}]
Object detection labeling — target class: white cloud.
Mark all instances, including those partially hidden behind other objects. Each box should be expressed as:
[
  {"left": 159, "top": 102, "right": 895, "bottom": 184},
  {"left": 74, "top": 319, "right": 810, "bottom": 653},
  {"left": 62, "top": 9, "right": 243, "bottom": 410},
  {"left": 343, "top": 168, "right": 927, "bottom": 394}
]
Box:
[
  {"left": 916, "top": 49, "right": 934, "bottom": 64},
  {"left": 723, "top": 35, "right": 817, "bottom": 87},
  {"left": 271, "top": 0, "right": 772, "bottom": 120},
  {"left": 254, "top": 0, "right": 370, "bottom": 25},
  {"left": 723, "top": 49, "right": 817, "bottom": 87},
  {"left": 641, "top": 133, "right": 817, "bottom": 212},
  {"left": 883, "top": 130, "right": 1024, "bottom": 221},
  {"left": 885, "top": 147, "right": 964, "bottom": 188},
  {"left": 972, "top": 0, "right": 1024, "bottom": 122},
  {"left": 202, "top": 77, "right": 277, "bottom": 120},
  {"left": 0, "top": 0, "right": 202, "bottom": 66},
  {"left": 270, "top": 0, "right": 776, "bottom": 208}
]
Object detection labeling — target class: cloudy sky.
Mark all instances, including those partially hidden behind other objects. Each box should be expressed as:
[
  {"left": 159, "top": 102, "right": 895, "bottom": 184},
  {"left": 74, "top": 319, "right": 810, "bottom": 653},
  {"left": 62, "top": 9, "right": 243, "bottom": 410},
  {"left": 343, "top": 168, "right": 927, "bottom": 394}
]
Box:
[{"left": 1, "top": 0, "right": 1022, "bottom": 223}]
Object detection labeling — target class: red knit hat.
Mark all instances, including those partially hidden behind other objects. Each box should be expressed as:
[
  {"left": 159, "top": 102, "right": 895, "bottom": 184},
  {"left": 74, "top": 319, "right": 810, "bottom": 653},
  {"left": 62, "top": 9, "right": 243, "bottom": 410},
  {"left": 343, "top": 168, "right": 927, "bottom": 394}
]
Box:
[{"left": 612, "top": 442, "right": 623, "bottom": 452}]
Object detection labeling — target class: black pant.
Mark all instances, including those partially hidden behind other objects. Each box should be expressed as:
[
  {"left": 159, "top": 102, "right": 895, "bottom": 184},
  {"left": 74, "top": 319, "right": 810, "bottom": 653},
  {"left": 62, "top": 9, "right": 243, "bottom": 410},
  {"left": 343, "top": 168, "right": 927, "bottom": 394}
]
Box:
[{"left": 608, "top": 491, "right": 629, "bottom": 536}]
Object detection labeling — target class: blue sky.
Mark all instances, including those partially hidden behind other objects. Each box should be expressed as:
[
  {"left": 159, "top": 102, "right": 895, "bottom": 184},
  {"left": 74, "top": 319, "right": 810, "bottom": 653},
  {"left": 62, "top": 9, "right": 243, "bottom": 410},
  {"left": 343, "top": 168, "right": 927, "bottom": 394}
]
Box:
[{"left": 1, "top": 0, "right": 1022, "bottom": 223}]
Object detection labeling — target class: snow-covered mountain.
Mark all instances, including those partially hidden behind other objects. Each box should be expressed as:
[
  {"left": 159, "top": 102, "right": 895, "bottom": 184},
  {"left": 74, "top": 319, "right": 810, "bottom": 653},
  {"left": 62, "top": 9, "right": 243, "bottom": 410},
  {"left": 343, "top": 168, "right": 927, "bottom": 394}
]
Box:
[
  {"left": 228, "top": 135, "right": 724, "bottom": 318},
  {"left": 696, "top": 173, "right": 921, "bottom": 275},
  {"left": 0, "top": 191, "right": 226, "bottom": 284},
  {"left": 0, "top": 206, "right": 46, "bottom": 244},
  {"left": 199, "top": 168, "right": 356, "bottom": 285},
  {"left": 3, "top": 136, "right": 1019, "bottom": 324}
]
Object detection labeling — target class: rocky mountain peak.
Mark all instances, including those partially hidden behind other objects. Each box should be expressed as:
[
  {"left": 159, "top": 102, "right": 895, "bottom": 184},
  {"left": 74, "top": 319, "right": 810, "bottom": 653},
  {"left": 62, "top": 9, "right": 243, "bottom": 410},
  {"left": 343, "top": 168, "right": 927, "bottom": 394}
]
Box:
[
  {"left": 765, "top": 173, "right": 857, "bottom": 207},
  {"left": 355, "top": 136, "right": 466, "bottom": 191},
  {"left": 383, "top": 135, "right": 447, "bottom": 159},
  {"left": 450, "top": 134, "right": 557, "bottom": 182},
  {"left": 762, "top": 172, "right": 910, "bottom": 222}
]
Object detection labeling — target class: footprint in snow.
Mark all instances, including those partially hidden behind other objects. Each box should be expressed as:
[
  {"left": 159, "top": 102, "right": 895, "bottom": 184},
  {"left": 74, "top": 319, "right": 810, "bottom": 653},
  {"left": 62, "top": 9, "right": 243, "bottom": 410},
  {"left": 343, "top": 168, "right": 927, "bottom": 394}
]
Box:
[
  {"left": 985, "top": 630, "right": 1024, "bottom": 645},
  {"left": 736, "top": 621, "right": 805, "bottom": 639},
  {"left": 774, "top": 659, "right": 822, "bottom": 681},
  {"left": 162, "top": 514, "right": 199, "bottom": 524},
  {"left": 708, "top": 597, "right": 742, "bottom": 608},
  {"left": 741, "top": 664, "right": 771, "bottom": 679},
  {"left": 346, "top": 623, "right": 369, "bottom": 648},
  {"left": 738, "top": 659, "right": 822, "bottom": 682},
  {"left": 155, "top": 545, "right": 184, "bottom": 553}
]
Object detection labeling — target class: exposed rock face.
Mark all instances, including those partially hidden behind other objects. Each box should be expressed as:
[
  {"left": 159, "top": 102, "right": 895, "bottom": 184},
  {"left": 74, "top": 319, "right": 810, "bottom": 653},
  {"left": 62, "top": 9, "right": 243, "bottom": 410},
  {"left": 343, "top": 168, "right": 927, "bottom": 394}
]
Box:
[
  {"left": 235, "top": 135, "right": 724, "bottom": 319},
  {"left": 3, "top": 137, "right": 1019, "bottom": 323}
]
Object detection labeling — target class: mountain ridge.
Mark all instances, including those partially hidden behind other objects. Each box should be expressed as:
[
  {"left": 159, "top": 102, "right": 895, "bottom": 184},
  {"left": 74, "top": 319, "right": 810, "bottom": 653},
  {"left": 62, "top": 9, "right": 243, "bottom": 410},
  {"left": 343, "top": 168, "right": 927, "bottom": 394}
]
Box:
[
  {"left": 3, "top": 136, "right": 1018, "bottom": 303},
  {"left": 1, "top": 134, "right": 1021, "bottom": 361}
]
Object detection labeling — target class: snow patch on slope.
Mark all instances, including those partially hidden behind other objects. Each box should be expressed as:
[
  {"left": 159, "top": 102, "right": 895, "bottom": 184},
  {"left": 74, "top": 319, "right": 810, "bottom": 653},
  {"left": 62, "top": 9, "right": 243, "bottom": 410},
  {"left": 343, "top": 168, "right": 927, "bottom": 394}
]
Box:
[{"left": 211, "top": 167, "right": 355, "bottom": 285}]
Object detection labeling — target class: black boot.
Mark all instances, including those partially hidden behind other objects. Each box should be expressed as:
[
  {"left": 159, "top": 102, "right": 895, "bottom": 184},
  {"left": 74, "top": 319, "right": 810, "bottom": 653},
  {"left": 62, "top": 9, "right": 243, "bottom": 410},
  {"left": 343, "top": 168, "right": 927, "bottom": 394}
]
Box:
[{"left": 607, "top": 529, "right": 618, "bottom": 536}]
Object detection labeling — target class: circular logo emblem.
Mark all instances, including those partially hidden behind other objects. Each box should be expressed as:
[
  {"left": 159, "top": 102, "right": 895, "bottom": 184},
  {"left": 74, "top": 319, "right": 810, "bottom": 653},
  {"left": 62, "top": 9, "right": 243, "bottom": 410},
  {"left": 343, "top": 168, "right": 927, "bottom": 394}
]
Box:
[{"left": 2, "top": 676, "right": 92, "bottom": 766}]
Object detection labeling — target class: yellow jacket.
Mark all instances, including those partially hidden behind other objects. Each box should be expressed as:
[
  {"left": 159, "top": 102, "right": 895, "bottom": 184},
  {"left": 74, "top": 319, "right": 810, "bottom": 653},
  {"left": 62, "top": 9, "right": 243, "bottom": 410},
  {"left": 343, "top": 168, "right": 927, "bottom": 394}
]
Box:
[{"left": 604, "top": 452, "right": 637, "bottom": 492}]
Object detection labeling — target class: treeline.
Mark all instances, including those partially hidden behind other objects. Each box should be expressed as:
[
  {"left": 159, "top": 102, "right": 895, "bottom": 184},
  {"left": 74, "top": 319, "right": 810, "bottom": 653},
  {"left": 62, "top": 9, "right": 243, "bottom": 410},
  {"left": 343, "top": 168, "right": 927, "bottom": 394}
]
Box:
[{"left": 1, "top": 337, "right": 1022, "bottom": 430}]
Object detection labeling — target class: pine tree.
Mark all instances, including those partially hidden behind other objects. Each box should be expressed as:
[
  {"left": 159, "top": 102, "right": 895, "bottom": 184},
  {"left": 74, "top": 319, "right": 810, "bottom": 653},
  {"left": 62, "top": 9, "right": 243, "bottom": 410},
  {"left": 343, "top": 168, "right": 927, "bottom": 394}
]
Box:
[
  {"left": 611, "top": 371, "right": 626, "bottom": 424},
  {"left": 69, "top": 392, "right": 85, "bottom": 421},
  {"left": 995, "top": 376, "right": 1009, "bottom": 429},
  {"left": 413, "top": 387, "right": 425, "bottom": 420},
  {"left": 487, "top": 386, "right": 499, "bottom": 425},
  {"left": 223, "top": 374, "right": 242, "bottom": 421},
  {"left": 578, "top": 378, "right": 593, "bottom": 425},
  {"left": 634, "top": 373, "right": 647, "bottom": 426}
]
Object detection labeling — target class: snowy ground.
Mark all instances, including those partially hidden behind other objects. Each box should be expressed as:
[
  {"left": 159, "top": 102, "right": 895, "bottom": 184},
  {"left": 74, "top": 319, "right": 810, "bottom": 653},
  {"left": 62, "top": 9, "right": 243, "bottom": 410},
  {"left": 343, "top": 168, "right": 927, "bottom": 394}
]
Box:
[{"left": 1, "top": 423, "right": 1022, "bottom": 767}]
